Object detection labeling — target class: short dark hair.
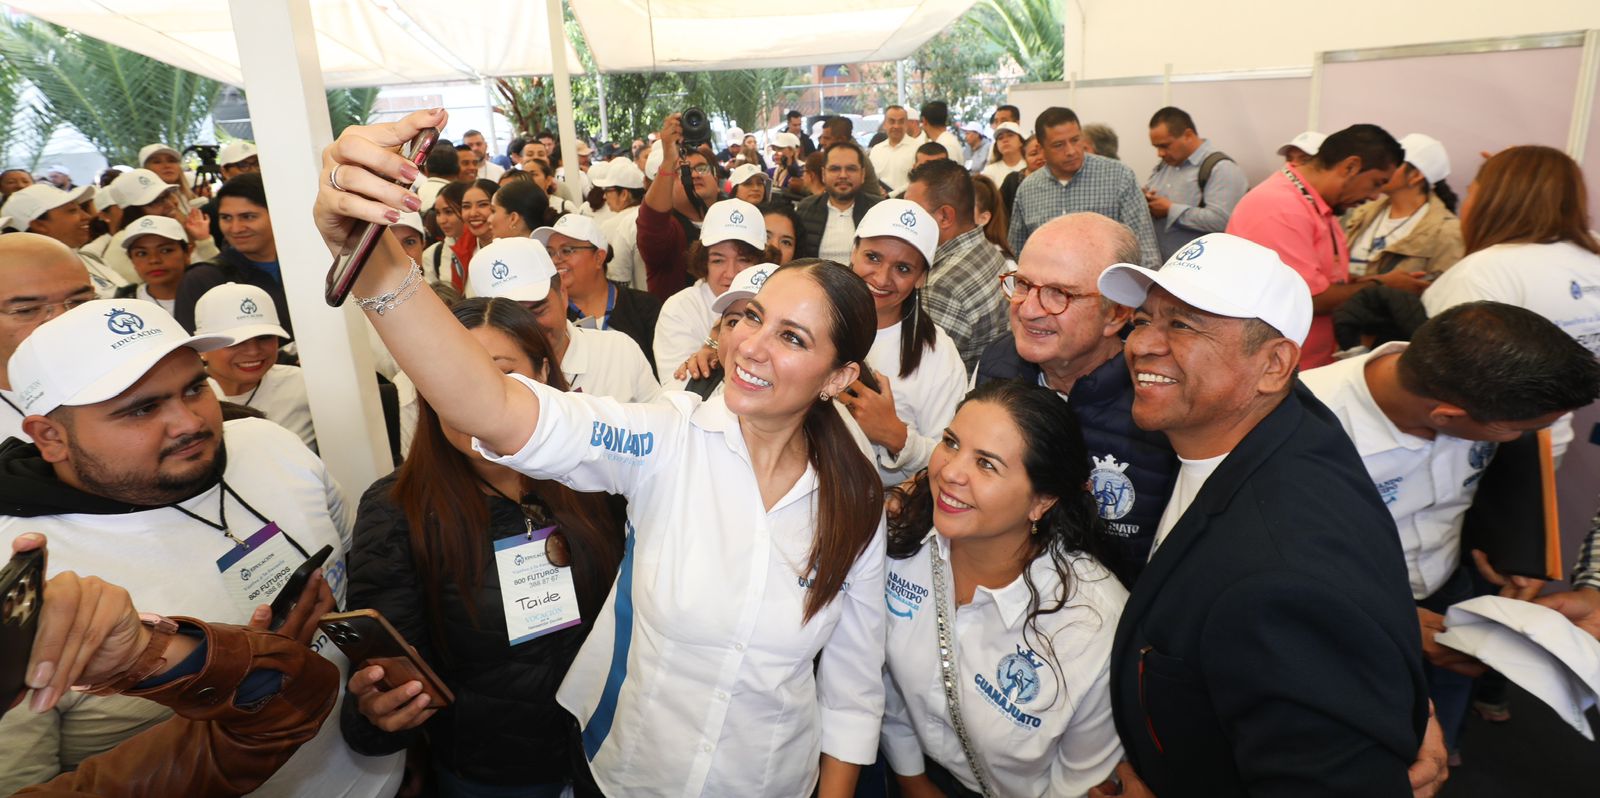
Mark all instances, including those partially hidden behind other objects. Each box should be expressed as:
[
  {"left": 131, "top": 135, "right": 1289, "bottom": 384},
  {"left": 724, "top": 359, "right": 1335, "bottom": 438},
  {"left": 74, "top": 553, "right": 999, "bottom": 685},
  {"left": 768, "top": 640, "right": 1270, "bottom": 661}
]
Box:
[
  {"left": 824, "top": 140, "right": 865, "bottom": 167},
  {"left": 787, "top": 109, "right": 803, "bottom": 120},
  {"left": 823, "top": 117, "right": 853, "bottom": 138},
  {"left": 1149, "top": 106, "right": 1196, "bottom": 136},
  {"left": 1397, "top": 301, "right": 1600, "bottom": 422},
  {"left": 920, "top": 100, "right": 950, "bottom": 127},
  {"left": 455, "top": 143, "right": 472, "bottom": 152},
  {"left": 493, "top": 178, "right": 553, "bottom": 230},
  {"left": 463, "top": 129, "right": 483, "bottom": 139},
  {"left": 915, "top": 141, "right": 948, "bottom": 159},
  {"left": 215, "top": 172, "right": 267, "bottom": 209},
  {"left": 990, "top": 104, "right": 1020, "bottom": 125},
  {"left": 1033, "top": 106, "right": 1081, "bottom": 142},
  {"left": 426, "top": 145, "right": 461, "bottom": 178},
  {"left": 1314, "top": 124, "right": 1403, "bottom": 173},
  {"left": 908, "top": 159, "right": 974, "bottom": 226},
  {"left": 507, "top": 136, "right": 527, "bottom": 159}
]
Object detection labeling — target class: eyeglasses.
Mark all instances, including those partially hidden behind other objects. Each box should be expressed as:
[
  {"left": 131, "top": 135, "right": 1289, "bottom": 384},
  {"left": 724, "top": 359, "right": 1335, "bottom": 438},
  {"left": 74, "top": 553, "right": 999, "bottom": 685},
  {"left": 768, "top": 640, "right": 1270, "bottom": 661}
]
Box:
[
  {"left": 0, "top": 298, "right": 92, "bottom": 322},
  {"left": 546, "top": 244, "right": 597, "bottom": 261},
  {"left": 998, "top": 273, "right": 1099, "bottom": 316},
  {"left": 689, "top": 165, "right": 714, "bottom": 176}
]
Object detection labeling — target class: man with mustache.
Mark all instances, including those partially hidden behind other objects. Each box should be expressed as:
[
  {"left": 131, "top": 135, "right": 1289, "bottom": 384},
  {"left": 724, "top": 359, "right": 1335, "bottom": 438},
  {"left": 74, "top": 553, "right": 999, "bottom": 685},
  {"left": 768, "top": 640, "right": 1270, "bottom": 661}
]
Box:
[
  {"left": 0, "top": 299, "right": 403, "bottom": 798},
  {"left": 795, "top": 140, "right": 884, "bottom": 264}
]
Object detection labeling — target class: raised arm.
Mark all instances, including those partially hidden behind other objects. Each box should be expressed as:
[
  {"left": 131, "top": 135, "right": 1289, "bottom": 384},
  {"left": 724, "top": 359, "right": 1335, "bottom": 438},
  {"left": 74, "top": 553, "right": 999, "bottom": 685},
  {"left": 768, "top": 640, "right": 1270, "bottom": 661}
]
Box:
[{"left": 312, "top": 109, "right": 539, "bottom": 456}]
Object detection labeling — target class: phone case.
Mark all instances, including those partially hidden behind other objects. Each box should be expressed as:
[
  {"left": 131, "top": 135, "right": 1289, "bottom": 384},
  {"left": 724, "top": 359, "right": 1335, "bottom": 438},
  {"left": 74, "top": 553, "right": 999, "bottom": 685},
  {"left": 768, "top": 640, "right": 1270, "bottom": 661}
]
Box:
[
  {"left": 0, "top": 549, "right": 46, "bottom": 714},
  {"left": 325, "top": 127, "right": 440, "bottom": 306},
  {"left": 318, "top": 609, "right": 454, "bottom": 707}
]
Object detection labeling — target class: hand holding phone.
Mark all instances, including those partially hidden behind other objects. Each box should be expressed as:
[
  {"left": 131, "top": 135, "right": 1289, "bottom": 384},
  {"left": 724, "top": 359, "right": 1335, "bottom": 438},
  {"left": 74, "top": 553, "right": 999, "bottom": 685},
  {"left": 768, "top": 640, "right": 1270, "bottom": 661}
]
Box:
[
  {"left": 325, "top": 127, "right": 440, "bottom": 306},
  {"left": 321, "top": 609, "right": 453, "bottom": 715},
  {"left": 1, "top": 544, "right": 45, "bottom": 715},
  {"left": 268, "top": 545, "right": 334, "bottom": 632}
]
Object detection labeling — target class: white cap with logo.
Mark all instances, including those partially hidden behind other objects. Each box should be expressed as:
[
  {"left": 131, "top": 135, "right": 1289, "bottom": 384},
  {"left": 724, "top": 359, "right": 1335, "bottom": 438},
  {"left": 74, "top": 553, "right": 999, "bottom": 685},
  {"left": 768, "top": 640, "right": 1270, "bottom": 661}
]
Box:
[
  {"left": 138, "top": 143, "right": 181, "bottom": 165},
  {"left": 728, "top": 164, "right": 770, "bottom": 187},
  {"left": 604, "top": 158, "right": 645, "bottom": 190},
  {"left": 218, "top": 140, "right": 259, "bottom": 167},
  {"left": 713, "top": 263, "right": 779, "bottom": 313},
  {"left": 1398, "top": 133, "right": 1450, "bottom": 184},
  {"left": 108, "top": 168, "right": 175, "bottom": 208},
  {"left": 0, "top": 184, "right": 98, "bottom": 229},
  {"left": 531, "top": 213, "right": 608, "bottom": 252},
  {"left": 700, "top": 198, "right": 766, "bottom": 250},
  {"left": 194, "top": 283, "right": 291, "bottom": 342},
  {"left": 8, "top": 299, "right": 234, "bottom": 417},
  {"left": 1276, "top": 131, "right": 1326, "bottom": 158},
  {"left": 586, "top": 160, "right": 614, "bottom": 188},
  {"left": 854, "top": 198, "right": 938, "bottom": 267},
  {"left": 119, "top": 215, "right": 188, "bottom": 250},
  {"left": 466, "top": 238, "right": 560, "bottom": 303},
  {"left": 1097, "top": 233, "right": 1312, "bottom": 345}
]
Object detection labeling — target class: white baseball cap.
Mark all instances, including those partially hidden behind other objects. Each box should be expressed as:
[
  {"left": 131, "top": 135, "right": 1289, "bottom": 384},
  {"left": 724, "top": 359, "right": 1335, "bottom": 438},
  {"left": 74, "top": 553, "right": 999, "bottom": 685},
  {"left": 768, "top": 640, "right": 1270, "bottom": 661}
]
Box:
[
  {"left": 993, "top": 121, "right": 1025, "bottom": 140},
  {"left": 727, "top": 127, "right": 745, "bottom": 142},
  {"left": 728, "top": 164, "right": 770, "bottom": 187},
  {"left": 644, "top": 145, "right": 665, "bottom": 178},
  {"left": 108, "top": 168, "right": 175, "bottom": 208},
  {"left": 119, "top": 215, "right": 188, "bottom": 250},
  {"left": 392, "top": 211, "right": 427, "bottom": 236},
  {"left": 771, "top": 132, "right": 801, "bottom": 149},
  {"left": 466, "top": 238, "right": 559, "bottom": 303},
  {"left": 699, "top": 198, "right": 766, "bottom": 250},
  {"left": 0, "top": 184, "right": 98, "bottom": 228},
  {"left": 1398, "top": 133, "right": 1450, "bottom": 184},
  {"left": 605, "top": 158, "right": 645, "bottom": 190},
  {"left": 138, "top": 143, "right": 181, "bottom": 165},
  {"left": 587, "top": 159, "right": 614, "bottom": 188},
  {"left": 712, "top": 263, "right": 779, "bottom": 313},
  {"left": 218, "top": 140, "right": 258, "bottom": 167},
  {"left": 854, "top": 198, "right": 938, "bottom": 267},
  {"left": 531, "top": 213, "right": 608, "bottom": 253},
  {"left": 7, "top": 299, "right": 234, "bottom": 417},
  {"left": 1276, "top": 131, "right": 1326, "bottom": 158},
  {"left": 1097, "top": 233, "right": 1312, "bottom": 345},
  {"left": 194, "top": 283, "right": 291, "bottom": 342}
]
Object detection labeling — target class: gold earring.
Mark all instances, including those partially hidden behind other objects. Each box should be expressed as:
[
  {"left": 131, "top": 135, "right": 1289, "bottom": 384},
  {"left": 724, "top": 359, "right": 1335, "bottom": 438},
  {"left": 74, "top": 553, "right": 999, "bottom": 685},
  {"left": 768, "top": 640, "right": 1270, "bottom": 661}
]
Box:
[{"left": 1030, "top": 519, "right": 1039, "bottom": 535}]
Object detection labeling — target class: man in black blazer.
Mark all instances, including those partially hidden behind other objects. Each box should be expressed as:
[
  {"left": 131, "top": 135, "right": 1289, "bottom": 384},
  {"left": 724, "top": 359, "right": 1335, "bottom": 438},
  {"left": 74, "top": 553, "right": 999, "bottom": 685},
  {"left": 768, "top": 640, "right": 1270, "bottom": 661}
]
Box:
[
  {"left": 1091, "top": 233, "right": 1430, "bottom": 797},
  {"left": 794, "top": 141, "right": 883, "bottom": 263}
]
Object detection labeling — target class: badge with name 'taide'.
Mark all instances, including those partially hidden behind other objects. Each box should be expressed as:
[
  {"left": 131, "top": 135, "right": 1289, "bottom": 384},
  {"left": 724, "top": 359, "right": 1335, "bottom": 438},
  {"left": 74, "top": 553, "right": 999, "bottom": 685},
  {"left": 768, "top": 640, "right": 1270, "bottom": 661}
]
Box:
[{"left": 493, "top": 526, "right": 581, "bottom": 646}]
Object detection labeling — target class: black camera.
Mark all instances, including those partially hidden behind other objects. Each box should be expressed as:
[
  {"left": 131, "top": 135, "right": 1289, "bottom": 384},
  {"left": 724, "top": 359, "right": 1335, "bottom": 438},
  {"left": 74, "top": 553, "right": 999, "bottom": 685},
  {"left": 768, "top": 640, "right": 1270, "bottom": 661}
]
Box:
[{"left": 681, "top": 108, "right": 711, "bottom": 148}]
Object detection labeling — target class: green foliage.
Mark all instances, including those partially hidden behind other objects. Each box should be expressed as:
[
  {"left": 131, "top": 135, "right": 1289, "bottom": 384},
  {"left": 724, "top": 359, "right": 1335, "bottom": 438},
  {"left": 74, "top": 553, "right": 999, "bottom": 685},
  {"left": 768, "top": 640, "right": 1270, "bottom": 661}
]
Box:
[
  {"left": 681, "top": 68, "right": 801, "bottom": 136},
  {"left": 0, "top": 19, "right": 219, "bottom": 166},
  {"left": 968, "top": 0, "right": 1064, "bottom": 83},
  {"left": 326, "top": 88, "right": 380, "bottom": 138}
]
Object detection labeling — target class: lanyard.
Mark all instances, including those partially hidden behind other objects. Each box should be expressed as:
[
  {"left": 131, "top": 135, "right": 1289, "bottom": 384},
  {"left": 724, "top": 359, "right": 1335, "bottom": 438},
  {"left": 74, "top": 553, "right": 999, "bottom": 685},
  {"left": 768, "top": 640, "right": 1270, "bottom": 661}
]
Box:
[
  {"left": 568, "top": 282, "right": 616, "bottom": 331},
  {"left": 1281, "top": 167, "right": 1342, "bottom": 264},
  {"left": 477, "top": 477, "right": 547, "bottom": 539},
  {"left": 0, "top": 391, "right": 21, "bottom": 417},
  {"left": 169, "top": 479, "right": 311, "bottom": 556}
]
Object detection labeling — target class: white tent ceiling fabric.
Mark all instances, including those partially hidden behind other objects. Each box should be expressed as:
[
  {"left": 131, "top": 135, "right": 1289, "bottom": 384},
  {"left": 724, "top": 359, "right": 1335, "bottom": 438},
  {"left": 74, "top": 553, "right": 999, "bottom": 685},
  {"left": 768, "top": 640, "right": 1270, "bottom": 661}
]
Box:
[{"left": 1, "top": 0, "right": 975, "bottom": 85}]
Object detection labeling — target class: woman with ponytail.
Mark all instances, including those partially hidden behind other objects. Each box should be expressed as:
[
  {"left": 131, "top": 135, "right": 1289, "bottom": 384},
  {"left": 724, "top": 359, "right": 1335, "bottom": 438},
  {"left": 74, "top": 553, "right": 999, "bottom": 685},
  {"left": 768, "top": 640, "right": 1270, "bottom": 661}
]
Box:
[
  {"left": 313, "top": 110, "right": 887, "bottom": 797},
  {"left": 837, "top": 199, "right": 969, "bottom": 486},
  {"left": 881, "top": 380, "right": 1127, "bottom": 798}
]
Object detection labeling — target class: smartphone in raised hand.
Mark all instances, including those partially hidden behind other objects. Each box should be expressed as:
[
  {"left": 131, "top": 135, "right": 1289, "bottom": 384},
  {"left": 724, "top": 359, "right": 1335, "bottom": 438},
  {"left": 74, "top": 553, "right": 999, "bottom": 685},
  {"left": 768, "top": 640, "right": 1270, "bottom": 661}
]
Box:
[{"left": 325, "top": 127, "right": 440, "bottom": 306}]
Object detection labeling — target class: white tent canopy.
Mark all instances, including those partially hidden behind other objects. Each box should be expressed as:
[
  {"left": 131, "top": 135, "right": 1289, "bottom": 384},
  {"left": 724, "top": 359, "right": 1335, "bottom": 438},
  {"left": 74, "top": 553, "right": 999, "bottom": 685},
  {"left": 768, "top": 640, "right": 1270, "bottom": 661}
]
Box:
[{"left": 2, "top": 0, "right": 584, "bottom": 87}]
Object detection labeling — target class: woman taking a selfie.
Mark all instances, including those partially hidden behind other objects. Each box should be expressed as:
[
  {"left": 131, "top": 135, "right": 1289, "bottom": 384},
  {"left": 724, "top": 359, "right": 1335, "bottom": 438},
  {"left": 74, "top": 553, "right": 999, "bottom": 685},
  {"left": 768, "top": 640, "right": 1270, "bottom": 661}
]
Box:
[{"left": 313, "top": 108, "right": 888, "bottom": 798}]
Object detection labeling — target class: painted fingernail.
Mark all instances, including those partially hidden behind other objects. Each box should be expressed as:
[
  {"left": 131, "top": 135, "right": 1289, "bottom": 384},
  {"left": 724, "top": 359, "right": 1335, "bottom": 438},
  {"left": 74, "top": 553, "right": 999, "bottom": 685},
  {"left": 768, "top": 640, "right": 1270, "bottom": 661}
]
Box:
[
  {"left": 400, "top": 164, "right": 420, "bottom": 181},
  {"left": 402, "top": 194, "right": 421, "bottom": 211},
  {"left": 384, "top": 210, "right": 400, "bottom": 223},
  {"left": 29, "top": 661, "right": 52, "bottom": 689},
  {"left": 30, "top": 687, "right": 54, "bottom": 714}
]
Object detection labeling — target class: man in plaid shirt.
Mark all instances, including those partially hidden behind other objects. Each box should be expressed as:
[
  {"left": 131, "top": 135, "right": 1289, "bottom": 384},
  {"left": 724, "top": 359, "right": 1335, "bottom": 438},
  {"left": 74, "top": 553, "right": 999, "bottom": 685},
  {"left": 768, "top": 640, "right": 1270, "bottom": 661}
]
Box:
[
  {"left": 904, "top": 159, "right": 1009, "bottom": 369},
  {"left": 1008, "top": 107, "right": 1161, "bottom": 267},
  {"left": 1537, "top": 501, "right": 1600, "bottom": 639}
]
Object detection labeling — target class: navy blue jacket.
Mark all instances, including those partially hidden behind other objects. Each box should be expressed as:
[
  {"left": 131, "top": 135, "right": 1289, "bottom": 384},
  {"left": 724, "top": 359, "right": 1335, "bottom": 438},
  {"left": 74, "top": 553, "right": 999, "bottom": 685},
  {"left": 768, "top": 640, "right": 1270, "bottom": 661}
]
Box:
[
  {"left": 1110, "top": 382, "right": 1427, "bottom": 797},
  {"left": 974, "top": 336, "right": 1177, "bottom": 586}
]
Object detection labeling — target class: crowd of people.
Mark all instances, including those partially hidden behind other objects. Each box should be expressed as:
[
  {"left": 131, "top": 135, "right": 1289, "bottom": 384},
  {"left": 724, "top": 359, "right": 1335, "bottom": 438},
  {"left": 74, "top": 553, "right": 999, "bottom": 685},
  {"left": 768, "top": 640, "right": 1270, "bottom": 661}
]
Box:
[{"left": 2, "top": 91, "right": 1599, "bottom": 798}]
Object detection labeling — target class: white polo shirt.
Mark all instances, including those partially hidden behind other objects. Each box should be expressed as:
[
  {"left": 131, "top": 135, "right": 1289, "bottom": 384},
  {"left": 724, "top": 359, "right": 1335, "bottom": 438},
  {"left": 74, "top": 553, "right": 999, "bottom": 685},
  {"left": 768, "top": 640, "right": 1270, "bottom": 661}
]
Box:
[
  {"left": 881, "top": 532, "right": 1126, "bottom": 797},
  {"left": 653, "top": 280, "right": 717, "bottom": 375},
  {"left": 818, "top": 201, "right": 858, "bottom": 265},
  {"left": 1301, "top": 342, "right": 1496, "bottom": 599},
  {"left": 209, "top": 363, "right": 316, "bottom": 452},
  {"left": 562, "top": 322, "right": 660, "bottom": 403},
  {"left": 476, "top": 376, "right": 887, "bottom": 796},
  {"left": 870, "top": 137, "right": 920, "bottom": 194},
  {"left": 864, "top": 320, "right": 967, "bottom": 485},
  {"left": 0, "top": 418, "right": 403, "bottom": 798},
  {"left": 602, "top": 205, "right": 646, "bottom": 291}
]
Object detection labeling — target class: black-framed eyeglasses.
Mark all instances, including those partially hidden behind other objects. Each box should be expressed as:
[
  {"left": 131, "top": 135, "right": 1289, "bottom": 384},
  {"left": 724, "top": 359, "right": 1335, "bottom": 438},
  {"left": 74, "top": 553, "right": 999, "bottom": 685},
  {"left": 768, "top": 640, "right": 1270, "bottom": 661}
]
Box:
[
  {"left": 688, "top": 164, "right": 714, "bottom": 176},
  {"left": 0, "top": 298, "right": 92, "bottom": 322},
  {"left": 998, "top": 273, "right": 1100, "bottom": 316},
  {"left": 546, "top": 245, "right": 598, "bottom": 261}
]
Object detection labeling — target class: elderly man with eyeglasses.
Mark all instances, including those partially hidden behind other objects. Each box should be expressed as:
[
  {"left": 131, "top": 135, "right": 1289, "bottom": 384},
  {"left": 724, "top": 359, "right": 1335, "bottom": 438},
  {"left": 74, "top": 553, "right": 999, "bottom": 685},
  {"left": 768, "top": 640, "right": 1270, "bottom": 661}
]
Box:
[
  {"left": 971, "top": 212, "right": 1179, "bottom": 587},
  {"left": 0, "top": 233, "right": 97, "bottom": 442}
]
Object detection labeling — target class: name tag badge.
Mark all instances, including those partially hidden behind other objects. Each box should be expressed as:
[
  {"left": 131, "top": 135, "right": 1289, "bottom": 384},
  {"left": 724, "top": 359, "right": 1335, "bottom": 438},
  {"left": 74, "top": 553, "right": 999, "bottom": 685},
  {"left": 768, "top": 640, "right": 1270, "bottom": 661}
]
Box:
[
  {"left": 493, "top": 526, "right": 581, "bottom": 646},
  {"left": 215, "top": 522, "right": 303, "bottom": 615}
]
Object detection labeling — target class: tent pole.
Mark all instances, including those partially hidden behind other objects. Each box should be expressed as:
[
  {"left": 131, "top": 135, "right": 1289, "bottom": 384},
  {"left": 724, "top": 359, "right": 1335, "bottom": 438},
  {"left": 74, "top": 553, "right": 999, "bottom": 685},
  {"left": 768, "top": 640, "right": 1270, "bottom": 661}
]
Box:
[
  {"left": 547, "top": 0, "right": 581, "bottom": 183},
  {"left": 227, "top": 0, "right": 391, "bottom": 493},
  {"left": 483, "top": 77, "right": 501, "bottom": 156}
]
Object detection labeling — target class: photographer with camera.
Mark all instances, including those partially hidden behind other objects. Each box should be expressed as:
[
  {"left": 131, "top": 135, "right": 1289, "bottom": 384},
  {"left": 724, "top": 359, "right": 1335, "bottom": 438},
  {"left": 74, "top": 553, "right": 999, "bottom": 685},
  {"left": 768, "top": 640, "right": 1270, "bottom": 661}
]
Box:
[{"left": 636, "top": 112, "right": 724, "bottom": 302}]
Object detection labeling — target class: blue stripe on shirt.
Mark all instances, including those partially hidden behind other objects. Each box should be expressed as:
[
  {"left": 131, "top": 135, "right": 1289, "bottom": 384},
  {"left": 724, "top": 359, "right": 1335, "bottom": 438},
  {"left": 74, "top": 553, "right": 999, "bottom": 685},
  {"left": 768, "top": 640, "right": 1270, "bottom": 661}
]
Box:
[{"left": 582, "top": 522, "right": 638, "bottom": 759}]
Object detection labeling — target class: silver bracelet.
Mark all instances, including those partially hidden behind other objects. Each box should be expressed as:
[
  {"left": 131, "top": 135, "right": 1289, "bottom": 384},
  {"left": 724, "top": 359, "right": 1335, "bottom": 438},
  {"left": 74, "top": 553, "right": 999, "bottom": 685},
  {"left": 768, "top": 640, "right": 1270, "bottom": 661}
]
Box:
[{"left": 352, "top": 258, "right": 424, "bottom": 316}]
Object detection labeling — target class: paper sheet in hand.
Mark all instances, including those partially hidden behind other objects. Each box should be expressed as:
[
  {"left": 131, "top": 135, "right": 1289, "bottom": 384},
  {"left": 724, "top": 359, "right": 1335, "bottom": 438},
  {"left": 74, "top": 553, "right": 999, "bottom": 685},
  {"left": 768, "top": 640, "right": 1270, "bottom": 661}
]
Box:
[{"left": 1435, "top": 595, "right": 1600, "bottom": 739}]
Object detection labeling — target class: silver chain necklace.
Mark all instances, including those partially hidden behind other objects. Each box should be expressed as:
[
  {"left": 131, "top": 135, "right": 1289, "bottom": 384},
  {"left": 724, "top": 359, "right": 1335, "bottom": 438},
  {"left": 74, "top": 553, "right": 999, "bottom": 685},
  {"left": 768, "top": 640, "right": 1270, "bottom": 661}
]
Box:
[{"left": 929, "top": 544, "right": 999, "bottom": 798}]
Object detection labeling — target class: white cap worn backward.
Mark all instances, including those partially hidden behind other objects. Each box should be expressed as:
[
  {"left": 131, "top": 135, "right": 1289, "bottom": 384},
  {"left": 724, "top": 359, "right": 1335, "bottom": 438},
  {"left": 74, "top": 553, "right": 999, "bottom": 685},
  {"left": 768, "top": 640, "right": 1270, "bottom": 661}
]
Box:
[
  {"left": 119, "top": 215, "right": 188, "bottom": 250},
  {"left": 194, "top": 282, "right": 291, "bottom": 342},
  {"left": 1097, "top": 233, "right": 1313, "bottom": 345},
  {"left": 7, "top": 299, "right": 234, "bottom": 417},
  {"left": 0, "top": 184, "right": 98, "bottom": 228},
  {"left": 218, "top": 140, "right": 259, "bottom": 167},
  {"left": 699, "top": 198, "right": 766, "bottom": 250},
  {"left": 712, "top": 263, "right": 779, "bottom": 313},
  {"left": 1398, "top": 133, "right": 1450, "bottom": 184},
  {"left": 1276, "top": 131, "right": 1326, "bottom": 158},
  {"left": 108, "top": 168, "right": 175, "bottom": 208},
  {"left": 854, "top": 198, "right": 938, "bottom": 267},
  {"left": 532, "top": 213, "right": 609, "bottom": 253},
  {"left": 466, "top": 237, "right": 559, "bottom": 303}
]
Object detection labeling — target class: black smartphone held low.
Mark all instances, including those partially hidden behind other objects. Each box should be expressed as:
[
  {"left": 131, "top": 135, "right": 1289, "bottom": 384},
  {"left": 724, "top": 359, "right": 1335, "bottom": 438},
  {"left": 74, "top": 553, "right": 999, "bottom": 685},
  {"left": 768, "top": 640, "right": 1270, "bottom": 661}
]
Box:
[
  {"left": 1, "top": 548, "right": 46, "bottom": 717},
  {"left": 319, "top": 609, "right": 454, "bottom": 708},
  {"left": 325, "top": 127, "right": 440, "bottom": 306},
  {"left": 268, "top": 544, "right": 334, "bottom": 632}
]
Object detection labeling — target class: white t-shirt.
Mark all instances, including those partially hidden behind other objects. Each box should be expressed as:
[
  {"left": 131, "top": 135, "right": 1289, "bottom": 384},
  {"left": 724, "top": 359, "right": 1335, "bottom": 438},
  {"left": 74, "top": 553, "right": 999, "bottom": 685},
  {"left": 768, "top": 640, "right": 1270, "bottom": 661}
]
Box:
[
  {"left": 0, "top": 418, "right": 404, "bottom": 798},
  {"left": 654, "top": 281, "right": 718, "bottom": 375},
  {"left": 863, "top": 321, "right": 967, "bottom": 485},
  {"left": 980, "top": 159, "right": 1025, "bottom": 189},
  {"left": 480, "top": 160, "right": 506, "bottom": 181},
  {"left": 882, "top": 533, "right": 1126, "bottom": 796},
  {"left": 870, "top": 137, "right": 920, "bottom": 195},
  {"left": 1301, "top": 343, "right": 1495, "bottom": 599},
  {"left": 818, "top": 201, "right": 857, "bottom": 265},
  {"left": 476, "top": 376, "right": 887, "bottom": 796},
  {"left": 602, "top": 205, "right": 646, "bottom": 291},
  {"left": 209, "top": 364, "right": 317, "bottom": 452},
  {"left": 562, "top": 321, "right": 660, "bottom": 403},
  {"left": 1423, "top": 240, "right": 1600, "bottom": 455},
  {"left": 134, "top": 283, "right": 177, "bottom": 316},
  {"left": 1148, "top": 451, "right": 1228, "bottom": 559},
  {"left": 934, "top": 129, "right": 965, "bottom": 162},
  {"left": 421, "top": 239, "right": 462, "bottom": 286}
]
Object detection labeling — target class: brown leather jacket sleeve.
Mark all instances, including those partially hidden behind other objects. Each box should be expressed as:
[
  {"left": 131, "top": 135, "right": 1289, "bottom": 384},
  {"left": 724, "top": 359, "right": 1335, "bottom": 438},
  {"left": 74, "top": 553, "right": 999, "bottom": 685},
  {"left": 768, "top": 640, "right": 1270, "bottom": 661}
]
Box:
[{"left": 15, "top": 619, "right": 338, "bottom": 798}]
